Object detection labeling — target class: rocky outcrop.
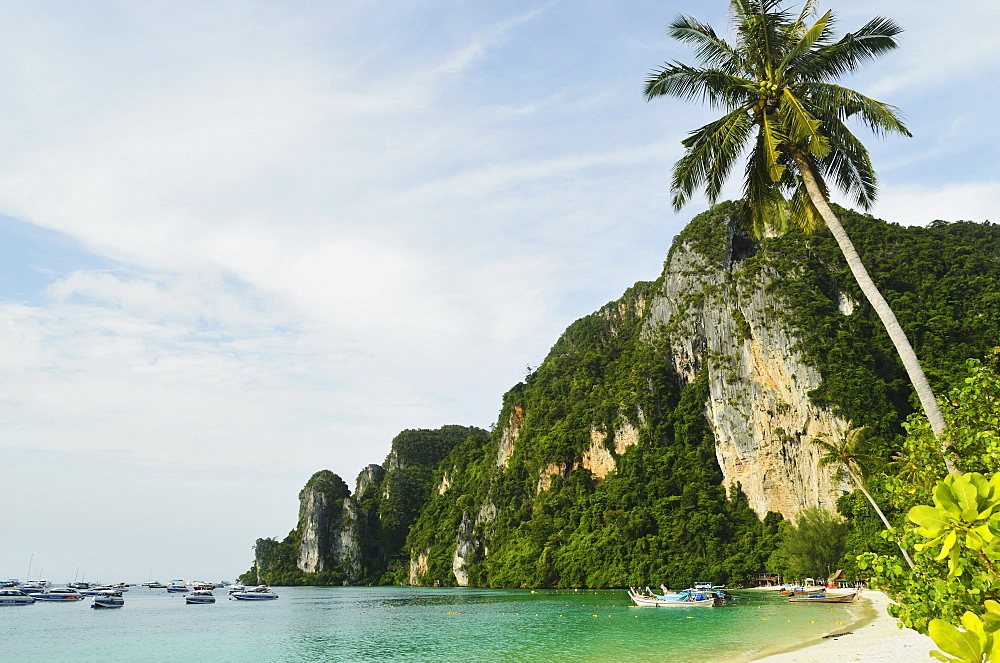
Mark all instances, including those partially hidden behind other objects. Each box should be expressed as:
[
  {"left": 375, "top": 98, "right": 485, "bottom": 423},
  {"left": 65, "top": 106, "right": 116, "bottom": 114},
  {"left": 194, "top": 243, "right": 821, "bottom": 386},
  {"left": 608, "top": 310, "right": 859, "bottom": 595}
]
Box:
[
  {"left": 408, "top": 548, "right": 430, "bottom": 585},
  {"left": 355, "top": 464, "right": 385, "bottom": 501},
  {"left": 295, "top": 471, "right": 353, "bottom": 576},
  {"left": 452, "top": 511, "right": 476, "bottom": 586},
  {"left": 496, "top": 406, "right": 524, "bottom": 468},
  {"left": 537, "top": 421, "right": 643, "bottom": 491}
]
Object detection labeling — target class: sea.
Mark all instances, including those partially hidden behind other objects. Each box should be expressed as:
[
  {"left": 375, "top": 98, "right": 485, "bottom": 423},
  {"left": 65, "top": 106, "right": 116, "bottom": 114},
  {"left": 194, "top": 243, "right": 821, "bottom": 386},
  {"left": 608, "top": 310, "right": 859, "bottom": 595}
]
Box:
[{"left": 0, "top": 586, "right": 873, "bottom": 662}]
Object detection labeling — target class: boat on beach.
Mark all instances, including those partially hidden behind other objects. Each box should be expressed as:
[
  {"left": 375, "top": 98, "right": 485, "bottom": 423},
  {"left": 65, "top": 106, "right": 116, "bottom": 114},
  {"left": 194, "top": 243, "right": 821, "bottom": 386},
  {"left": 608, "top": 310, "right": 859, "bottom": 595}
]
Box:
[
  {"left": 91, "top": 591, "right": 124, "bottom": 609},
  {"left": 230, "top": 586, "right": 279, "bottom": 601},
  {"left": 628, "top": 587, "right": 716, "bottom": 607},
  {"left": 0, "top": 589, "right": 36, "bottom": 605}
]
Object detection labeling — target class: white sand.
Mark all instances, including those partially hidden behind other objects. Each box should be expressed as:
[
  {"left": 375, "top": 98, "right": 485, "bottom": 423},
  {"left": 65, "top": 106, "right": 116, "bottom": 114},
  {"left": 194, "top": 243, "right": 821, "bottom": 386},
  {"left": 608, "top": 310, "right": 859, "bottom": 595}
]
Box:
[{"left": 751, "top": 590, "right": 936, "bottom": 663}]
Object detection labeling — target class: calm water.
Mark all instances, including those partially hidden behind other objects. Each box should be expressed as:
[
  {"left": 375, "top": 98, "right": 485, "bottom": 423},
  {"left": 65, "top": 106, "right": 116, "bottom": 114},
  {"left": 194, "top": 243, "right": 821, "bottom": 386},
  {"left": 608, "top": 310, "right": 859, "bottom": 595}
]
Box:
[{"left": 0, "top": 587, "right": 872, "bottom": 662}]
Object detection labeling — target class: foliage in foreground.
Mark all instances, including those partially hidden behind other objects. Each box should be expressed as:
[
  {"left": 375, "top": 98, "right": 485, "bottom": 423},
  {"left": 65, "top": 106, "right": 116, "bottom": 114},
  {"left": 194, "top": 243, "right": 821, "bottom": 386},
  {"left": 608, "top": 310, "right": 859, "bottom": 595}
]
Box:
[{"left": 858, "top": 350, "right": 1000, "bottom": 661}]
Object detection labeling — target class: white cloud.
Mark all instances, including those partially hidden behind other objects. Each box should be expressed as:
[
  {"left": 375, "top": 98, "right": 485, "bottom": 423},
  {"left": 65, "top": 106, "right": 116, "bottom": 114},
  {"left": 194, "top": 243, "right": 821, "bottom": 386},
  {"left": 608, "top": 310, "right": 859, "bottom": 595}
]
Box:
[{"left": 869, "top": 181, "right": 1000, "bottom": 226}]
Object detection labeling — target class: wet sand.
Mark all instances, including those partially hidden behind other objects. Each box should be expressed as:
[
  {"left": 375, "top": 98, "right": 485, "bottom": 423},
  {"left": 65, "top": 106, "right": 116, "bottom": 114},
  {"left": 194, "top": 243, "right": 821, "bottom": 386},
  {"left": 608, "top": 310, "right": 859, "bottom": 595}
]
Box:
[{"left": 750, "top": 590, "right": 935, "bottom": 662}]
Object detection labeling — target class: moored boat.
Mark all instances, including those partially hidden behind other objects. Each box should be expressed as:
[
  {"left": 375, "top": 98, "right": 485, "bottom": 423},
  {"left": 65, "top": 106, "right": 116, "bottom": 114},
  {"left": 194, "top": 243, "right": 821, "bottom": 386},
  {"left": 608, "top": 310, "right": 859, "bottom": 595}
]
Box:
[
  {"left": 91, "top": 591, "right": 124, "bottom": 609},
  {"left": 667, "top": 583, "right": 731, "bottom": 604},
  {"left": 780, "top": 583, "right": 826, "bottom": 596},
  {"left": 230, "top": 586, "right": 279, "bottom": 601},
  {"left": 788, "top": 591, "right": 858, "bottom": 603},
  {"left": 18, "top": 581, "right": 48, "bottom": 594},
  {"left": 0, "top": 589, "right": 36, "bottom": 605},
  {"left": 166, "top": 581, "right": 189, "bottom": 593},
  {"left": 186, "top": 590, "right": 216, "bottom": 604},
  {"left": 628, "top": 587, "right": 716, "bottom": 607},
  {"left": 32, "top": 587, "right": 84, "bottom": 601}
]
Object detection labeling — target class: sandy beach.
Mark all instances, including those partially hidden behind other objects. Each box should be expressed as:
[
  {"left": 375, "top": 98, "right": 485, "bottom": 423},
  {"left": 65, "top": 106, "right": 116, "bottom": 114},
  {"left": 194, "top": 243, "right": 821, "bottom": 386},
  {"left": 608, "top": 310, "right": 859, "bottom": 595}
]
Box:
[{"left": 750, "top": 590, "right": 936, "bottom": 662}]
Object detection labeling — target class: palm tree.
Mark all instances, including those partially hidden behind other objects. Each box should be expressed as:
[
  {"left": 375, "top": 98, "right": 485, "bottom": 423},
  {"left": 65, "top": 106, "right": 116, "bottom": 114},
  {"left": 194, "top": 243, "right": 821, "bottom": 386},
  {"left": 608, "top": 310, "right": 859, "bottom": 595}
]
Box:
[
  {"left": 813, "top": 427, "right": 914, "bottom": 569},
  {"left": 889, "top": 449, "right": 940, "bottom": 492},
  {"left": 644, "top": 0, "right": 957, "bottom": 473}
]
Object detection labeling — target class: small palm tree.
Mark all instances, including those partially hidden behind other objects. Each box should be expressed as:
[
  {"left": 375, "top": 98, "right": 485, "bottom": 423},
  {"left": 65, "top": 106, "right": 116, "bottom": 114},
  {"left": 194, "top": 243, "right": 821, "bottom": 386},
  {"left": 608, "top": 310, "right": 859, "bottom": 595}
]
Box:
[
  {"left": 814, "top": 427, "right": 914, "bottom": 569},
  {"left": 889, "top": 449, "right": 939, "bottom": 493},
  {"left": 645, "top": 0, "right": 956, "bottom": 473}
]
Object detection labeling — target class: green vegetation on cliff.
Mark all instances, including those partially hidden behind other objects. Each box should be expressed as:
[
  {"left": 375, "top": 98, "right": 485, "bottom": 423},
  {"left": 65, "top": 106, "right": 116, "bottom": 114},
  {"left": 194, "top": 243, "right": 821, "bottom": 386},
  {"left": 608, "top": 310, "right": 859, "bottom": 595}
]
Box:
[
  {"left": 373, "top": 426, "right": 491, "bottom": 583},
  {"left": 405, "top": 279, "right": 780, "bottom": 588}
]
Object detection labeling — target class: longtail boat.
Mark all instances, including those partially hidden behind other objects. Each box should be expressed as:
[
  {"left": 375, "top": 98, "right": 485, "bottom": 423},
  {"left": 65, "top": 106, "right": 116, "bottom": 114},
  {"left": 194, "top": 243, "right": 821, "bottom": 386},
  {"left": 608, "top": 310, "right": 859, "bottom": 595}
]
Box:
[{"left": 788, "top": 591, "right": 858, "bottom": 603}]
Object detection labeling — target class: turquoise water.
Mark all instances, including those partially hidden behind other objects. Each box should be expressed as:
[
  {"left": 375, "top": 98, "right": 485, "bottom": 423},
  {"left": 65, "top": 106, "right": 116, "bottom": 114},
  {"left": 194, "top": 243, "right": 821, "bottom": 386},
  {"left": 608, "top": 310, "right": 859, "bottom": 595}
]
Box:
[{"left": 0, "top": 587, "right": 870, "bottom": 662}]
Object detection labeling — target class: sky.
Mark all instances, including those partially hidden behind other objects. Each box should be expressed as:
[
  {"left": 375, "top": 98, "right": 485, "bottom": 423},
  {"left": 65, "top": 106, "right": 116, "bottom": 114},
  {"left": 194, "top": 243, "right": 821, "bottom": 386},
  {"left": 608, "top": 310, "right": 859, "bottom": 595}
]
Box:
[{"left": 0, "top": 0, "right": 996, "bottom": 584}]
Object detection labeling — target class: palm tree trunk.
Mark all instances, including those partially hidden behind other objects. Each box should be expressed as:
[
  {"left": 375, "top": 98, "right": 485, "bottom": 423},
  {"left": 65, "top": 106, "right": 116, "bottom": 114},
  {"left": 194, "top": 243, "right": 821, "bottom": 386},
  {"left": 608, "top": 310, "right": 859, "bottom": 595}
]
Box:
[
  {"left": 847, "top": 468, "right": 915, "bottom": 569},
  {"left": 793, "top": 155, "right": 958, "bottom": 475}
]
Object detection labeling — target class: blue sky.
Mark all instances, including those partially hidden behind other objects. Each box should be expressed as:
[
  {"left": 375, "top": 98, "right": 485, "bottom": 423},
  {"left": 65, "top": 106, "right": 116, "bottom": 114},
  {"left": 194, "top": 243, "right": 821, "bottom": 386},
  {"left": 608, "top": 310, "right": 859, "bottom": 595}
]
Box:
[{"left": 1, "top": 0, "right": 996, "bottom": 583}]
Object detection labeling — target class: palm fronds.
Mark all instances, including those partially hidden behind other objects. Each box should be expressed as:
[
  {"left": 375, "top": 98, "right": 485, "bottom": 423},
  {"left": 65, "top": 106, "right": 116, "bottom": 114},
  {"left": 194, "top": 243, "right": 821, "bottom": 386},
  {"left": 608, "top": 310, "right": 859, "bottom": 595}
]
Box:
[{"left": 646, "top": 0, "right": 910, "bottom": 228}]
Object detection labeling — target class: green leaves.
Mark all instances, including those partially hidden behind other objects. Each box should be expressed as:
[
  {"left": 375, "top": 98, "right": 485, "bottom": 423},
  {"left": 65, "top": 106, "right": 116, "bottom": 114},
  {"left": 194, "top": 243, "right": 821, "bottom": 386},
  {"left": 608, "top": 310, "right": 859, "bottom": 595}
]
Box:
[
  {"left": 928, "top": 604, "right": 1000, "bottom": 663},
  {"left": 909, "top": 473, "right": 1000, "bottom": 577},
  {"left": 929, "top": 616, "right": 986, "bottom": 662}
]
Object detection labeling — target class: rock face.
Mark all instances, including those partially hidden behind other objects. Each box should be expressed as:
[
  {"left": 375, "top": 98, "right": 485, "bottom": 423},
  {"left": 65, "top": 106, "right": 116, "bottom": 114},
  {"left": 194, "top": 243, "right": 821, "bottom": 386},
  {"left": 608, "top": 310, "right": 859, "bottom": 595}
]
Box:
[
  {"left": 645, "top": 216, "right": 846, "bottom": 517},
  {"left": 496, "top": 406, "right": 523, "bottom": 468},
  {"left": 452, "top": 510, "right": 476, "bottom": 586},
  {"left": 536, "top": 422, "right": 643, "bottom": 492},
  {"left": 355, "top": 464, "right": 386, "bottom": 502}
]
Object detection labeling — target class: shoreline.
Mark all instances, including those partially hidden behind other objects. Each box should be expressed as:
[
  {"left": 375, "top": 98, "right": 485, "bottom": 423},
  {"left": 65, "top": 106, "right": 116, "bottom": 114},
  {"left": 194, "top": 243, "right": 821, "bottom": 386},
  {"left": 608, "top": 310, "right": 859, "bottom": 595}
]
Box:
[{"left": 745, "top": 589, "right": 935, "bottom": 662}]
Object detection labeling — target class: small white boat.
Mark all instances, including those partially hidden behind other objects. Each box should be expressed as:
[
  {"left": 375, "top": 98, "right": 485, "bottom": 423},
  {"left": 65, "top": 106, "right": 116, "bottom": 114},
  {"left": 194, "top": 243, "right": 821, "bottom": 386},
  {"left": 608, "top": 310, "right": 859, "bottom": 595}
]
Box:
[
  {"left": 166, "top": 581, "right": 189, "bottom": 593},
  {"left": 91, "top": 591, "right": 124, "bottom": 609},
  {"left": 0, "top": 589, "right": 36, "bottom": 605},
  {"left": 32, "top": 587, "right": 84, "bottom": 601},
  {"left": 230, "top": 586, "right": 278, "bottom": 601},
  {"left": 628, "top": 587, "right": 716, "bottom": 608},
  {"left": 186, "top": 590, "right": 216, "bottom": 604}
]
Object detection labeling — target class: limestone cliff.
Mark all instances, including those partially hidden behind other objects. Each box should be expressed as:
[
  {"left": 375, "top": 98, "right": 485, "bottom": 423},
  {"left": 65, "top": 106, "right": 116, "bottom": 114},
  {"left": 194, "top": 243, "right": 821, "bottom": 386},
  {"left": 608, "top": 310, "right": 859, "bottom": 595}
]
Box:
[
  {"left": 295, "top": 471, "right": 354, "bottom": 578},
  {"left": 645, "top": 213, "right": 846, "bottom": 517}
]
